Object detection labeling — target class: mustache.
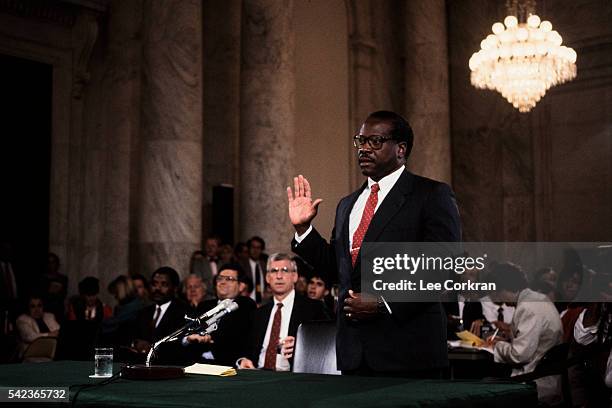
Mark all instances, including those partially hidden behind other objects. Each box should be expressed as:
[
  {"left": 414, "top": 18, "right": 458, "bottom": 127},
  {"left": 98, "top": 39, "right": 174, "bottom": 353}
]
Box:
[{"left": 358, "top": 150, "right": 373, "bottom": 159}]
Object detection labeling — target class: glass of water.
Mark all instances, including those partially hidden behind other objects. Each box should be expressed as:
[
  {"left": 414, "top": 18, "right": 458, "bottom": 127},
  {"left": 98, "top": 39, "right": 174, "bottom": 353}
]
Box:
[{"left": 94, "top": 347, "right": 113, "bottom": 377}]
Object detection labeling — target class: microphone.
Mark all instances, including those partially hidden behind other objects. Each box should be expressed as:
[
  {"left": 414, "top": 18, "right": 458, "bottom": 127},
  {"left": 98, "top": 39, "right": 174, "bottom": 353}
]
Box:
[
  {"left": 200, "top": 298, "right": 235, "bottom": 319},
  {"left": 202, "top": 300, "right": 239, "bottom": 328},
  {"left": 145, "top": 300, "right": 239, "bottom": 366}
]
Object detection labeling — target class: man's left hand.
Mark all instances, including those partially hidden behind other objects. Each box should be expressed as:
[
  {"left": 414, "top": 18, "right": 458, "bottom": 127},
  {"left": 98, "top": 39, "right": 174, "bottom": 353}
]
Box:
[{"left": 343, "top": 290, "right": 378, "bottom": 321}]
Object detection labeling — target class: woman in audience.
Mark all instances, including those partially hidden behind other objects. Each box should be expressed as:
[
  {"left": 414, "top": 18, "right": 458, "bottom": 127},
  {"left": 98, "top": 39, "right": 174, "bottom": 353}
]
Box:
[
  {"left": 16, "top": 295, "right": 60, "bottom": 358},
  {"left": 100, "top": 275, "right": 146, "bottom": 346},
  {"left": 131, "top": 273, "right": 150, "bottom": 303}
]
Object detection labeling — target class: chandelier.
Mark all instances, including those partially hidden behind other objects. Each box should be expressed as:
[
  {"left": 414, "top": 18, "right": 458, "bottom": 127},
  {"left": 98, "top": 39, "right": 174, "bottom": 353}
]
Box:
[{"left": 469, "top": 0, "right": 577, "bottom": 112}]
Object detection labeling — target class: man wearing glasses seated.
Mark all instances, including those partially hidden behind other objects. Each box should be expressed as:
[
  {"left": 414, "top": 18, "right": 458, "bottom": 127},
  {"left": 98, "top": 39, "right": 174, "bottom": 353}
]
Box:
[
  {"left": 184, "top": 263, "right": 256, "bottom": 366},
  {"left": 237, "top": 253, "right": 327, "bottom": 371}
]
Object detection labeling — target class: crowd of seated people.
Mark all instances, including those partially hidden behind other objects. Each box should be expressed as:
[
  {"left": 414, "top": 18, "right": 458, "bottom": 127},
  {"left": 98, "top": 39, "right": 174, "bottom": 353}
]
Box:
[
  {"left": 1, "top": 236, "right": 336, "bottom": 367},
  {"left": 444, "top": 252, "right": 612, "bottom": 405},
  {"left": 2, "top": 237, "right": 611, "bottom": 405}
]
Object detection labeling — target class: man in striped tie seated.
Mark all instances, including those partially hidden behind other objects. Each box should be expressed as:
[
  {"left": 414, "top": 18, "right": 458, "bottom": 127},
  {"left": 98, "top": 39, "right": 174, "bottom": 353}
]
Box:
[{"left": 237, "top": 253, "right": 327, "bottom": 371}]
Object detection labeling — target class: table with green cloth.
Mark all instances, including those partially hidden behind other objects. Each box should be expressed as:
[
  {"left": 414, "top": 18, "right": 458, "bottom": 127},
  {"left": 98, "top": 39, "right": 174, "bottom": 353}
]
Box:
[{"left": 0, "top": 361, "right": 537, "bottom": 407}]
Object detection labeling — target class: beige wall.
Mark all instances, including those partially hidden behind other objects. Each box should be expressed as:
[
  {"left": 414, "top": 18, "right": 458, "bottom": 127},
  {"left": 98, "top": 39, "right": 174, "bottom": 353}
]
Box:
[{"left": 294, "top": 0, "right": 351, "bottom": 237}]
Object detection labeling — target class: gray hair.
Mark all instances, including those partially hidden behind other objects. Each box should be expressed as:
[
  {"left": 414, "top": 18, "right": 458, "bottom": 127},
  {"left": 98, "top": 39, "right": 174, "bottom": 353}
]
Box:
[{"left": 266, "top": 252, "right": 298, "bottom": 274}]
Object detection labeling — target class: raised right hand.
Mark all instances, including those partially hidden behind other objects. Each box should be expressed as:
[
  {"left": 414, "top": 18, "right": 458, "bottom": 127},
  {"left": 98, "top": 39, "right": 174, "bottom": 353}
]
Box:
[{"left": 287, "top": 175, "right": 323, "bottom": 234}]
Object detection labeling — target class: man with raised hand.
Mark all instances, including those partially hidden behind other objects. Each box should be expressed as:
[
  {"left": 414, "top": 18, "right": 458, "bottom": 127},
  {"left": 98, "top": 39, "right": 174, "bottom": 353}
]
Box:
[{"left": 288, "top": 110, "right": 461, "bottom": 377}]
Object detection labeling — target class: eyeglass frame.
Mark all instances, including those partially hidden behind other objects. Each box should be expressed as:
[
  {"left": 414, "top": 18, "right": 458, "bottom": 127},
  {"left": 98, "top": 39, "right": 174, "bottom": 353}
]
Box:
[
  {"left": 352, "top": 134, "right": 396, "bottom": 150},
  {"left": 216, "top": 275, "right": 239, "bottom": 282}
]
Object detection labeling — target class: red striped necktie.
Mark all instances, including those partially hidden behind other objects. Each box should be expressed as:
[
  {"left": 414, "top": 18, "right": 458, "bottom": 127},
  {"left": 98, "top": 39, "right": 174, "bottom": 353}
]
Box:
[
  {"left": 263, "top": 303, "right": 283, "bottom": 370},
  {"left": 351, "top": 183, "right": 380, "bottom": 267}
]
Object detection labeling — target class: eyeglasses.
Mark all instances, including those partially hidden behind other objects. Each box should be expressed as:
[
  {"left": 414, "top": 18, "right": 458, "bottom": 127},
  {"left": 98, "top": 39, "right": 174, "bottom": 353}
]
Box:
[
  {"left": 353, "top": 134, "right": 395, "bottom": 150},
  {"left": 269, "top": 267, "right": 296, "bottom": 274},
  {"left": 217, "top": 275, "right": 239, "bottom": 282}
]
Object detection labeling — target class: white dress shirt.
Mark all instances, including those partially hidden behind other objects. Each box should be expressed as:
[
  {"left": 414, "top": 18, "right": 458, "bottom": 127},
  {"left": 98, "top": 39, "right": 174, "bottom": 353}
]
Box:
[
  {"left": 248, "top": 258, "right": 265, "bottom": 302},
  {"left": 155, "top": 300, "right": 172, "bottom": 328},
  {"left": 295, "top": 165, "right": 405, "bottom": 245},
  {"left": 479, "top": 295, "right": 515, "bottom": 325},
  {"left": 257, "top": 290, "right": 295, "bottom": 371}
]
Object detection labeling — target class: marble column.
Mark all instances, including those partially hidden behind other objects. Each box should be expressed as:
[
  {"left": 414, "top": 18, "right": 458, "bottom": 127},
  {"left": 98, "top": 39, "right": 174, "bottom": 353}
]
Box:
[
  {"left": 202, "top": 0, "right": 241, "bottom": 241},
  {"left": 403, "top": 0, "right": 452, "bottom": 184},
  {"left": 135, "top": 0, "right": 203, "bottom": 278},
  {"left": 240, "top": 0, "right": 296, "bottom": 253}
]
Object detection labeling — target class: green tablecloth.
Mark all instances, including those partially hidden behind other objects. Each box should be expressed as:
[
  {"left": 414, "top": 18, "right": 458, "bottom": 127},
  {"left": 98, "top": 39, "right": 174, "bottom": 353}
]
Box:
[{"left": 0, "top": 361, "right": 537, "bottom": 407}]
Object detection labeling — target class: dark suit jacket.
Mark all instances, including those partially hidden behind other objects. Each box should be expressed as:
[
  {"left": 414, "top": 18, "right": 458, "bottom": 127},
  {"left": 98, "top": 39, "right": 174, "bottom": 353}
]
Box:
[
  {"left": 292, "top": 169, "right": 461, "bottom": 372},
  {"left": 134, "top": 299, "right": 188, "bottom": 364},
  {"left": 247, "top": 294, "right": 328, "bottom": 369},
  {"left": 186, "top": 296, "right": 257, "bottom": 366}
]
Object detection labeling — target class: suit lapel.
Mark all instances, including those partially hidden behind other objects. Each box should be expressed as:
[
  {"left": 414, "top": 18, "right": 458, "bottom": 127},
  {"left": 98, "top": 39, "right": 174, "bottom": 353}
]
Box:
[
  {"left": 339, "top": 182, "right": 367, "bottom": 260},
  {"left": 362, "top": 170, "right": 414, "bottom": 243}
]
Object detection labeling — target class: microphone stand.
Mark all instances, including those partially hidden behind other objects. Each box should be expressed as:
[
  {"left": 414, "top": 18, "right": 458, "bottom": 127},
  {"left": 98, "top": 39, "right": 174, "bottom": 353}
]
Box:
[{"left": 123, "top": 300, "right": 238, "bottom": 380}]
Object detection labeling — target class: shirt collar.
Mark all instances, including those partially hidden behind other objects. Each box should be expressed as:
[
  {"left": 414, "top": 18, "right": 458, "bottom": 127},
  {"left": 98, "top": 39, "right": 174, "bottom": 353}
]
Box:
[
  {"left": 158, "top": 300, "right": 172, "bottom": 311},
  {"left": 274, "top": 289, "right": 295, "bottom": 307},
  {"left": 367, "top": 165, "right": 405, "bottom": 193}
]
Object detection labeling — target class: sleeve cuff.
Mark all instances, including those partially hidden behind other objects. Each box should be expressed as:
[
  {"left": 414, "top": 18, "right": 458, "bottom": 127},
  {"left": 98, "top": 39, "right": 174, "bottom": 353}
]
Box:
[{"left": 294, "top": 225, "right": 313, "bottom": 243}]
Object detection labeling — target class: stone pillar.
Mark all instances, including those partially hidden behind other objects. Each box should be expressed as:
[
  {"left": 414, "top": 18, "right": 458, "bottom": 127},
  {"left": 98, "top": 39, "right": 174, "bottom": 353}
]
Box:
[
  {"left": 202, "top": 0, "right": 241, "bottom": 241},
  {"left": 240, "top": 0, "right": 296, "bottom": 253},
  {"left": 135, "top": 0, "right": 203, "bottom": 278},
  {"left": 404, "top": 0, "right": 452, "bottom": 184}
]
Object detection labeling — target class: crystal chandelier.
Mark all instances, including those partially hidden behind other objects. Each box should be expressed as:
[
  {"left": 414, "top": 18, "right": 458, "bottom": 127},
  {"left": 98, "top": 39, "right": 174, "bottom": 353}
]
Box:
[{"left": 469, "top": 0, "right": 577, "bottom": 112}]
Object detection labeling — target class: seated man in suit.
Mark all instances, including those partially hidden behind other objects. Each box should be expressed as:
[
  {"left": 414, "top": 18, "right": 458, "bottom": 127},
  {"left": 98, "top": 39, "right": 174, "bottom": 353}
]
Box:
[
  {"left": 184, "top": 262, "right": 257, "bottom": 366},
  {"left": 237, "top": 252, "right": 327, "bottom": 371},
  {"left": 131, "top": 266, "right": 187, "bottom": 364}
]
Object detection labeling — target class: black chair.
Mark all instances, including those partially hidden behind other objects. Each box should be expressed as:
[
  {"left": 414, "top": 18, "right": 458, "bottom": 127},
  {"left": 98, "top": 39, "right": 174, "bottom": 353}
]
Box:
[
  {"left": 22, "top": 337, "right": 57, "bottom": 363},
  {"left": 510, "top": 343, "right": 580, "bottom": 407},
  {"left": 292, "top": 320, "right": 340, "bottom": 375}
]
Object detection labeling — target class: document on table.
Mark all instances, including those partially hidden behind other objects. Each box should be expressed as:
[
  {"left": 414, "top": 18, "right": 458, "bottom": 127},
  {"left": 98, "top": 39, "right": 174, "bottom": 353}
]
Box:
[
  {"left": 454, "top": 331, "right": 494, "bottom": 354},
  {"left": 184, "top": 363, "right": 237, "bottom": 376}
]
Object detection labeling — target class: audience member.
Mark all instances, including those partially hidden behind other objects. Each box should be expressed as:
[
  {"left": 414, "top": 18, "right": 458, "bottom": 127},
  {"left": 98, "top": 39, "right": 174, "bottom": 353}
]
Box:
[
  {"left": 183, "top": 274, "right": 207, "bottom": 316},
  {"left": 40, "top": 253, "right": 68, "bottom": 324},
  {"left": 485, "top": 262, "right": 563, "bottom": 405},
  {"left": 238, "top": 270, "right": 254, "bottom": 299},
  {"left": 100, "top": 275, "right": 147, "bottom": 347},
  {"left": 307, "top": 273, "right": 334, "bottom": 316},
  {"left": 190, "top": 236, "right": 222, "bottom": 300},
  {"left": 295, "top": 274, "right": 308, "bottom": 296},
  {"left": 306, "top": 274, "right": 329, "bottom": 301},
  {"left": 240, "top": 236, "right": 268, "bottom": 304},
  {"left": 131, "top": 273, "right": 150, "bottom": 303},
  {"left": 573, "top": 302, "right": 612, "bottom": 405},
  {"left": 184, "top": 262, "right": 256, "bottom": 366},
  {"left": 530, "top": 267, "right": 558, "bottom": 291},
  {"left": 470, "top": 265, "right": 515, "bottom": 337},
  {"left": 219, "top": 244, "right": 235, "bottom": 265},
  {"left": 67, "top": 277, "right": 112, "bottom": 322},
  {"left": 234, "top": 242, "right": 249, "bottom": 265},
  {"left": 238, "top": 253, "right": 326, "bottom": 371},
  {"left": 16, "top": 295, "right": 60, "bottom": 358},
  {"left": 132, "top": 267, "right": 187, "bottom": 364},
  {"left": 445, "top": 266, "right": 485, "bottom": 337},
  {"left": 555, "top": 264, "right": 582, "bottom": 311}
]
